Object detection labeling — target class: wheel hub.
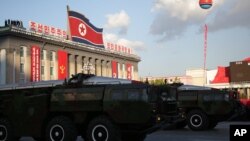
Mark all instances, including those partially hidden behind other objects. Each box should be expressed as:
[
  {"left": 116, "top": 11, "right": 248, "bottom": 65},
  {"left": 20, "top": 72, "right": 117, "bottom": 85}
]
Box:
[
  {"left": 50, "top": 125, "right": 64, "bottom": 141},
  {"left": 92, "top": 125, "right": 108, "bottom": 141},
  {"left": 190, "top": 114, "right": 202, "bottom": 127}
]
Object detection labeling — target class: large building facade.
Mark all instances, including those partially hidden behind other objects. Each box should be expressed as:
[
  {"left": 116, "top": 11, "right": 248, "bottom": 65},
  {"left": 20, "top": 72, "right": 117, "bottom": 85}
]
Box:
[{"left": 0, "top": 25, "right": 140, "bottom": 84}]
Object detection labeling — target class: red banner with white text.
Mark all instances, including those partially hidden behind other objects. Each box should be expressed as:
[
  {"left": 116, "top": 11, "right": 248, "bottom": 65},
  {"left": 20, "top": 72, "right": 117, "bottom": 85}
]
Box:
[
  {"left": 58, "top": 50, "right": 68, "bottom": 80},
  {"left": 31, "top": 45, "right": 40, "bottom": 82},
  {"left": 112, "top": 61, "right": 118, "bottom": 78}
]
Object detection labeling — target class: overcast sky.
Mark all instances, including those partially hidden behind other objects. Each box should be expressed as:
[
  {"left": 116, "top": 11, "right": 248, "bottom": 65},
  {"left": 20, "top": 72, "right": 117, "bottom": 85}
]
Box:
[{"left": 1, "top": 0, "right": 249, "bottom": 77}]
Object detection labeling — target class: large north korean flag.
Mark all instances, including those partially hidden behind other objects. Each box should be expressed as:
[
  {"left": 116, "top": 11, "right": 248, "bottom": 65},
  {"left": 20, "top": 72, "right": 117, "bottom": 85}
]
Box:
[{"left": 68, "top": 10, "right": 104, "bottom": 48}]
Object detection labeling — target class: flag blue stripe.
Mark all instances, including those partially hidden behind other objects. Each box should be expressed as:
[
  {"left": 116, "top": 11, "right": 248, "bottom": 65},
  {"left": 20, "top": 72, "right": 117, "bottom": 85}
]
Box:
[{"left": 72, "top": 37, "right": 104, "bottom": 48}]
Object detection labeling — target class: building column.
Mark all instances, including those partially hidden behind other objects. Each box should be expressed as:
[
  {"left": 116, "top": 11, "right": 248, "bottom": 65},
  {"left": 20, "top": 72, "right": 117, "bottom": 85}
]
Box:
[
  {"left": 88, "top": 57, "right": 94, "bottom": 74},
  {"left": 68, "top": 54, "right": 75, "bottom": 76},
  {"left": 122, "top": 63, "right": 125, "bottom": 79},
  {"left": 82, "top": 56, "right": 88, "bottom": 74},
  {"left": 117, "top": 62, "right": 121, "bottom": 78},
  {"left": 76, "top": 55, "right": 82, "bottom": 74},
  {"left": 95, "top": 59, "right": 101, "bottom": 76},
  {"left": 0, "top": 49, "right": 6, "bottom": 84}
]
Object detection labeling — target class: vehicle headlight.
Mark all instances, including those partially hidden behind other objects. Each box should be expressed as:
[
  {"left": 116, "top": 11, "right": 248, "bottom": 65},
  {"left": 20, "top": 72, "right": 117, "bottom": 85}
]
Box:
[{"left": 224, "top": 94, "right": 229, "bottom": 101}]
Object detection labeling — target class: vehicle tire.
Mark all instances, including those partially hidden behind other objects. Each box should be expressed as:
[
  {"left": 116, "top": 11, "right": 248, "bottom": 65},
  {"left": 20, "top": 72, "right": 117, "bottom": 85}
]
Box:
[
  {"left": 0, "top": 118, "right": 13, "bottom": 141},
  {"left": 86, "top": 116, "right": 121, "bottom": 141},
  {"left": 175, "top": 120, "right": 187, "bottom": 129},
  {"left": 45, "top": 116, "right": 77, "bottom": 141},
  {"left": 187, "top": 110, "right": 209, "bottom": 131}
]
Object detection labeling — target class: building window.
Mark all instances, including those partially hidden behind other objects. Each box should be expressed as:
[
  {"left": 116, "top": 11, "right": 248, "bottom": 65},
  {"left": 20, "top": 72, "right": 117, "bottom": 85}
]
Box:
[
  {"left": 20, "top": 47, "right": 24, "bottom": 57},
  {"left": 50, "top": 67, "right": 54, "bottom": 76},
  {"left": 41, "top": 50, "right": 46, "bottom": 60},
  {"left": 20, "top": 63, "right": 24, "bottom": 73},
  {"left": 49, "top": 51, "right": 54, "bottom": 61},
  {"left": 41, "top": 66, "right": 45, "bottom": 75},
  {"left": 19, "top": 78, "right": 25, "bottom": 84},
  {"left": 19, "top": 46, "right": 26, "bottom": 83}
]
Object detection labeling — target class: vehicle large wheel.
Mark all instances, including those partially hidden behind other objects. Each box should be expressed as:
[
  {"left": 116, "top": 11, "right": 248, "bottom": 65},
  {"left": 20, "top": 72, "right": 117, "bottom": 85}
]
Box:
[
  {"left": 187, "top": 110, "right": 209, "bottom": 131},
  {"left": 86, "top": 116, "right": 121, "bottom": 141},
  {"left": 0, "top": 118, "right": 13, "bottom": 141},
  {"left": 45, "top": 116, "right": 77, "bottom": 141}
]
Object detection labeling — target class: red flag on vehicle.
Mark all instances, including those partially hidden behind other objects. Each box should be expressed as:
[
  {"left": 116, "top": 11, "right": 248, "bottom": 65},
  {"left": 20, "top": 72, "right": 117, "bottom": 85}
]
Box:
[
  {"left": 58, "top": 50, "right": 68, "bottom": 80},
  {"left": 68, "top": 10, "right": 104, "bottom": 48}
]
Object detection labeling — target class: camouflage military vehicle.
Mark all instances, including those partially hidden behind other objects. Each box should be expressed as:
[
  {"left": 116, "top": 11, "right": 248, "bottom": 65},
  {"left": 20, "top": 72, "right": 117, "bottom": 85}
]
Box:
[
  {"left": 0, "top": 73, "right": 164, "bottom": 141},
  {"left": 172, "top": 85, "right": 243, "bottom": 131}
]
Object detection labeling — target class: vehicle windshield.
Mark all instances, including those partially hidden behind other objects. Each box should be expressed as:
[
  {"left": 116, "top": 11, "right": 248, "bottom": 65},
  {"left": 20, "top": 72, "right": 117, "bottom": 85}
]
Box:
[
  {"left": 111, "top": 87, "right": 148, "bottom": 102},
  {"left": 148, "top": 85, "right": 177, "bottom": 102},
  {"left": 127, "top": 88, "right": 148, "bottom": 102}
]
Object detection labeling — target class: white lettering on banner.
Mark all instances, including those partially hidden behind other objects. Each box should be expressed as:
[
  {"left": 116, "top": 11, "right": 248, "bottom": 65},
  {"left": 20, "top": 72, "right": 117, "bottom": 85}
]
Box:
[
  {"left": 31, "top": 46, "right": 40, "bottom": 82},
  {"left": 29, "top": 21, "right": 67, "bottom": 39},
  {"left": 106, "top": 42, "right": 132, "bottom": 55}
]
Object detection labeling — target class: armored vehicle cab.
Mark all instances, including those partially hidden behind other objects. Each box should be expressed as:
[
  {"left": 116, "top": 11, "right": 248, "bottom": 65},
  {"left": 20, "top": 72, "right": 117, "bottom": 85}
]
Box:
[{"left": 0, "top": 73, "right": 161, "bottom": 141}]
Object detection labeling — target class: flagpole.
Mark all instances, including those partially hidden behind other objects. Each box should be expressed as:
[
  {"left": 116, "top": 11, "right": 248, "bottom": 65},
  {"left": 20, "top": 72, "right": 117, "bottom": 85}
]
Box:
[{"left": 66, "top": 5, "right": 72, "bottom": 40}]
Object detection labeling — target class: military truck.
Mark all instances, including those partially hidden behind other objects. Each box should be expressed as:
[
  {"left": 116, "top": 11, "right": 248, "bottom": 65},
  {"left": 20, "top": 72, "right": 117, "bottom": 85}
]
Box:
[
  {"left": 0, "top": 73, "right": 165, "bottom": 141},
  {"left": 156, "top": 84, "right": 244, "bottom": 131}
]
